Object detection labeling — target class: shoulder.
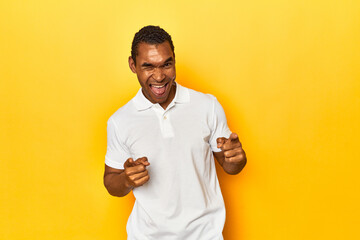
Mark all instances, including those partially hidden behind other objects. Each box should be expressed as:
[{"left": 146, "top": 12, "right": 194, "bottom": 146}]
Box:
[
  {"left": 185, "top": 86, "right": 217, "bottom": 105},
  {"left": 183, "top": 86, "right": 226, "bottom": 119}
]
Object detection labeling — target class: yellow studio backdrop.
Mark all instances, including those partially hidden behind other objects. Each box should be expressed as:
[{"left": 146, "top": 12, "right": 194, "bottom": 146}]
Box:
[{"left": 1, "top": 0, "right": 359, "bottom": 239}]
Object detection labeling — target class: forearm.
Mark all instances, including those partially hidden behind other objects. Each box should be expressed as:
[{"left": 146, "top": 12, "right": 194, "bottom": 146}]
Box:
[{"left": 104, "top": 171, "right": 133, "bottom": 197}]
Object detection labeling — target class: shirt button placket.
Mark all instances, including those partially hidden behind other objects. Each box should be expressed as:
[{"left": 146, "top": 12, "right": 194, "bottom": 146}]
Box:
[{"left": 162, "top": 111, "right": 174, "bottom": 138}]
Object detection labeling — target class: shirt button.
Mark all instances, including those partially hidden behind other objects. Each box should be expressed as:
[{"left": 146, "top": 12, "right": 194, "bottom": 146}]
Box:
[{"left": 164, "top": 116, "right": 167, "bottom": 120}]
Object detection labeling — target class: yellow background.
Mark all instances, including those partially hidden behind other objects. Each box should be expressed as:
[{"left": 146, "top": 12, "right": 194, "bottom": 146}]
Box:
[{"left": 1, "top": 0, "right": 359, "bottom": 239}]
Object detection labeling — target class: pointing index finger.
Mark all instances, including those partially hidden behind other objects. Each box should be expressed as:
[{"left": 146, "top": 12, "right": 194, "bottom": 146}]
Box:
[
  {"left": 124, "top": 158, "right": 134, "bottom": 168},
  {"left": 229, "top": 133, "right": 239, "bottom": 142},
  {"left": 221, "top": 133, "right": 242, "bottom": 151},
  {"left": 136, "top": 157, "right": 150, "bottom": 166}
]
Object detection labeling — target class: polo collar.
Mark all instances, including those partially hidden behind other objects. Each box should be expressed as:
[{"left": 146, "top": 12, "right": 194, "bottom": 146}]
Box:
[{"left": 133, "top": 82, "right": 190, "bottom": 111}]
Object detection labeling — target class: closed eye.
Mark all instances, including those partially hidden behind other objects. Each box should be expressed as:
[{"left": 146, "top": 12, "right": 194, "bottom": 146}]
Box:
[
  {"left": 144, "top": 66, "right": 154, "bottom": 70},
  {"left": 141, "top": 63, "right": 154, "bottom": 70}
]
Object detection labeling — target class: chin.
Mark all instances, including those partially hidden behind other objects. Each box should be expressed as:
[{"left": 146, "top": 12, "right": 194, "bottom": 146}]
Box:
[{"left": 152, "top": 94, "right": 170, "bottom": 104}]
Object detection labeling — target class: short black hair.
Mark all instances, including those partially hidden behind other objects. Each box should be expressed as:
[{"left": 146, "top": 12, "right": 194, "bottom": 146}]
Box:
[{"left": 131, "top": 25, "right": 175, "bottom": 65}]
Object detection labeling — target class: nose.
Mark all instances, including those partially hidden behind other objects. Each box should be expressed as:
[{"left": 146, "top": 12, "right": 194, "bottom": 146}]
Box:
[{"left": 152, "top": 67, "right": 165, "bottom": 82}]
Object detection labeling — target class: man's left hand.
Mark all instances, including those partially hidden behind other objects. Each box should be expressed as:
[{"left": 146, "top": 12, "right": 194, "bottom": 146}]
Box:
[{"left": 217, "top": 133, "right": 246, "bottom": 165}]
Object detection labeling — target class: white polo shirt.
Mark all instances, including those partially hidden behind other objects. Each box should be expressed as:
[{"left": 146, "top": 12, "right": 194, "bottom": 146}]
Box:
[{"left": 105, "top": 83, "right": 232, "bottom": 240}]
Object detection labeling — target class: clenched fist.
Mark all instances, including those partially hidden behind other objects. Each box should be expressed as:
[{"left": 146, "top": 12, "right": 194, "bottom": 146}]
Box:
[
  {"left": 123, "top": 157, "right": 150, "bottom": 189},
  {"left": 217, "top": 133, "right": 246, "bottom": 166}
]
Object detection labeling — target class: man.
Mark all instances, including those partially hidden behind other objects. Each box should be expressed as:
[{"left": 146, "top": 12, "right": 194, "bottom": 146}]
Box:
[{"left": 104, "top": 25, "right": 246, "bottom": 240}]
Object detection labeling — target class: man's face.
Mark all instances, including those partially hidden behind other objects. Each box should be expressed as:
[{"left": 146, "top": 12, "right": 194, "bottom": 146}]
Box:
[{"left": 129, "top": 41, "right": 176, "bottom": 108}]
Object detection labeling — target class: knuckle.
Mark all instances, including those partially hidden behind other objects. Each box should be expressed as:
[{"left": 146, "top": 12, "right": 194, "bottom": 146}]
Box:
[
  {"left": 236, "top": 148, "right": 243, "bottom": 155},
  {"left": 228, "top": 156, "right": 239, "bottom": 163},
  {"left": 234, "top": 155, "right": 244, "bottom": 162}
]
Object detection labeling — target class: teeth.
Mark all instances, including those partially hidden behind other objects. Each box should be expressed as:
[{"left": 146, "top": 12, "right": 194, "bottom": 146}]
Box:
[{"left": 152, "top": 84, "right": 165, "bottom": 88}]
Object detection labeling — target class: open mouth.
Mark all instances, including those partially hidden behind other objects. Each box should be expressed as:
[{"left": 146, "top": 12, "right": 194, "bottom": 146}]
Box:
[{"left": 149, "top": 82, "right": 169, "bottom": 97}]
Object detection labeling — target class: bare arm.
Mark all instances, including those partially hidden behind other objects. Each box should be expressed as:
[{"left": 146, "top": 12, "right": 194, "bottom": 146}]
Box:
[
  {"left": 103, "top": 157, "right": 150, "bottom": 197},
  {"left": 104, "top": 165, "right": 132, "bottom": 197},
  {"left": 214, "top": 133, "right": 247, "bottom": 175}
]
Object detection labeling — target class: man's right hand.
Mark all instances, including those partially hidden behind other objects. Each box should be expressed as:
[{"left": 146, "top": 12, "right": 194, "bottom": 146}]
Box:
[{"left": 123, "top": 157, "right": 150, "bottom": 189}]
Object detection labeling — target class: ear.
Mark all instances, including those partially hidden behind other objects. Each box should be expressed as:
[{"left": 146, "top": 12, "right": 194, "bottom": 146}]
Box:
[{"left": 128, "top": 56, "right": 136, "bottom": 73}]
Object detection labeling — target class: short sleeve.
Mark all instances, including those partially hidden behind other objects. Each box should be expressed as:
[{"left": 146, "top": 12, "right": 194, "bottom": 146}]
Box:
[
  {"left": 209, "top": 97, "right": 232, "bottom": 152},
  {"left": 105, "top": 117, "right": 131, "bottom": 169}
]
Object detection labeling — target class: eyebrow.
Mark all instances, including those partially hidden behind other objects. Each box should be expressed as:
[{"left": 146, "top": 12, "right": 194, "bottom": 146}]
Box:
[
  {"left": 141, "top": 57, "right": 174, "bottom": 67},
  {"left": 163, "top": 57, "right": 173, "bottom": 63}
]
